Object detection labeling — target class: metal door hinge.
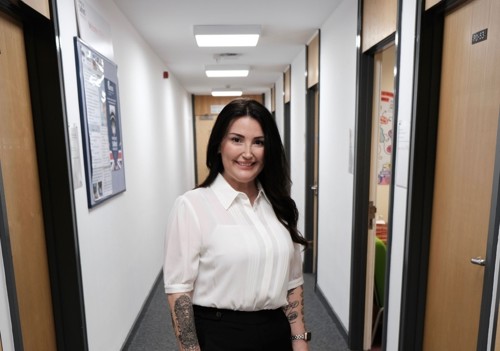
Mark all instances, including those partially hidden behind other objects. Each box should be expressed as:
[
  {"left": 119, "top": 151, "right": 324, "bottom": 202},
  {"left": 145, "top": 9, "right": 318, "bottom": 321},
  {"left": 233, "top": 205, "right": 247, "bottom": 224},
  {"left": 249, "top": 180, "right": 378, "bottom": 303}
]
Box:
[
  {"left": 311, "top": 184, "right": 318, "bottom": 196},
  {"left": 368, "top": 201, "right": 377, "bottom": 230}
]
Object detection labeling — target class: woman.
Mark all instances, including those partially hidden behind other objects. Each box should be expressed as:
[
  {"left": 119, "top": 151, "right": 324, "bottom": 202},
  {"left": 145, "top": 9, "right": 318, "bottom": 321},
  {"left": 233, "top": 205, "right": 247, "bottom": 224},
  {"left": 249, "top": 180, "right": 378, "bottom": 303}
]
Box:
[{"left": 164, "top": 99, "right": 310, "bottom": 351}]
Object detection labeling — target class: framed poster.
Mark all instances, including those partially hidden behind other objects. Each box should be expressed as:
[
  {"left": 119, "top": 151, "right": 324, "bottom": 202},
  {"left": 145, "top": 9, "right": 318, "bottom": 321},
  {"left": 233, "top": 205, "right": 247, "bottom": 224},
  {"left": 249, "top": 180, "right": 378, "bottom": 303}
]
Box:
[
  {"left": 74, "top": 37, "right": 126, "bottom": 208},
  {"left": 377, "top": 91, "right": 394, "bottom": 185}
]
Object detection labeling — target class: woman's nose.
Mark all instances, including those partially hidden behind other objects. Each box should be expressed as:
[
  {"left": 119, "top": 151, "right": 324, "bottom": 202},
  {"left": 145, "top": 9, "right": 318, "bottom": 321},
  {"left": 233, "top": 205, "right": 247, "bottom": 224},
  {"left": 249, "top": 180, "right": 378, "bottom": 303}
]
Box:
[{"left": 242, "top": 143, "right": 253, "bottom": 157}]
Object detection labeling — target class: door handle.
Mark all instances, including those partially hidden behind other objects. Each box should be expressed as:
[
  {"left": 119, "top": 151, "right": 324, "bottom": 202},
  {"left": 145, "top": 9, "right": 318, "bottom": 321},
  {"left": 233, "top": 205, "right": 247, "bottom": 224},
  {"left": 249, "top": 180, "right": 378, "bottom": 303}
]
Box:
[
  {"left": 470, "top": 257, "right": 486, "bottom": 266},
  {"left": 368, "top": 201, "right": 377, "bottom": 230},
  {"left": 311, "top": 184, "right": 318, "bottom": 195}
]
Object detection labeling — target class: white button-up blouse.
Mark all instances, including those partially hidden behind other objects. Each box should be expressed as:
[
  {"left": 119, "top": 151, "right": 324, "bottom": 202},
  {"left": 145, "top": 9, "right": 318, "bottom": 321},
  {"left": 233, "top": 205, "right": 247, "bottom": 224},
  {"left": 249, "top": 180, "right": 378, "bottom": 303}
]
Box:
[{"left": 163, "top": 174, "right": 304, "bottom": 311}]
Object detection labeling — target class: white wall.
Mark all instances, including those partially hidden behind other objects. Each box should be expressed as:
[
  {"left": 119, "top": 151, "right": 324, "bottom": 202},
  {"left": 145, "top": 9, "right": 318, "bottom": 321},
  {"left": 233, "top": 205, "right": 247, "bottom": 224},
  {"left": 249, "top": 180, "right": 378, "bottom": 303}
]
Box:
[
  {"left": 274, "top": 75, "right": 285, "bottom": 139},
  {"left": 385, "top": 0, "right": 418, "bottom": 349},
  {"left": 56, "top": 0, "right": 194, "bottom": 349},
  {"left": 290, "top": 50, "right": 307, "bottom": 235},
  {"left": 263, "top": 89, "right": 272, "bottom": 112},
  {"left": 0, "top": 242, "right": 14, "bottom": 351},
  {"left": 316, "top": 0, "right": 358, "bottom": 331}
]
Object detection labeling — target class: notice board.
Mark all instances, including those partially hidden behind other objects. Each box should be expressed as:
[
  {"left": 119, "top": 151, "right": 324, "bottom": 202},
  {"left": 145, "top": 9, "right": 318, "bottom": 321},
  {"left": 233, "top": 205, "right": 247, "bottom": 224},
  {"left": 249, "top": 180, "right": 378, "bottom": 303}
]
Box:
[{"left": 74, "top": 37, "right": 126, "bottom": 208}]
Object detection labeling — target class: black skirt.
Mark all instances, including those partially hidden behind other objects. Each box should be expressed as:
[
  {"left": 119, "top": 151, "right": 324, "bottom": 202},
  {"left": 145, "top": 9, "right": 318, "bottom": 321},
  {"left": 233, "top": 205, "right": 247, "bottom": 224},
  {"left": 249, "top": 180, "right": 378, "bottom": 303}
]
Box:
[{"left": 193, "top": 305, "right": 293, "bottom": 351}]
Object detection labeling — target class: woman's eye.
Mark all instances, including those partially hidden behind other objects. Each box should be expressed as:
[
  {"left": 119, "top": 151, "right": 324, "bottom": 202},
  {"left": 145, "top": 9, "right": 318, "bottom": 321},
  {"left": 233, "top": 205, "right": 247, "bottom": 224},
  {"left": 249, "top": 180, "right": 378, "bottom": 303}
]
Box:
[
  {"left": 254, "top": 139, "right": 265, "bottom": 146},
  {"left": 231, "top": 137, "right": 242, "bottom": 143}
]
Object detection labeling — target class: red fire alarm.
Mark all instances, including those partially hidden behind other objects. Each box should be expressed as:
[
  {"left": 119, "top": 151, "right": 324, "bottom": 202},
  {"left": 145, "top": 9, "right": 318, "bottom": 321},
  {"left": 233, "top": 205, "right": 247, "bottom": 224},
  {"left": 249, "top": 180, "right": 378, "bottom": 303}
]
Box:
[{"left": 163, "top": 71, "right": 169, "bottom": 79}]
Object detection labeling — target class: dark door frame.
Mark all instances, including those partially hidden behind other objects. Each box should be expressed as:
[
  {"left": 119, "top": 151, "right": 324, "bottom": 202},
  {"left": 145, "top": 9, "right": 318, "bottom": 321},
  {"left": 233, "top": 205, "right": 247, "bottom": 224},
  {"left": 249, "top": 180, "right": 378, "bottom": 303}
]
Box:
[
  {"left": 191, "top": 95, "right": 199, "bottom": 185},
  {"left": 481, "top": 112, "right": 500, "bottom": 349},
  {"left": 397, "top": 4, "right": 442, "bottom": 348},
  {"left": 284, "top": 101, "right": 291, "bottom": 165},
  {"left": 0, "top": 1, "right": 88, "bottom": 350},
  {"left": 0, "top": 163, "right": 24, "bottom": 350},
  {"left": 398, "top": 0, "right": 499, "bottom": 349},
  {"left": 349, "top": 0, "right": 401, "bottom": 349},
  {"left": 304, "top": 84, "right": 319, "bottom": 274}
]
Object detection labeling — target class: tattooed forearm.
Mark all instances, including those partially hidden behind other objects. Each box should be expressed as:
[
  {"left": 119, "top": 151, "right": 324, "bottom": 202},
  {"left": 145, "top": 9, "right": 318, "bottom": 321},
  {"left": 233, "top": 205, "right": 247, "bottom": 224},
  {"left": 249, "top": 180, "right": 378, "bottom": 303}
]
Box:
[
  {"left": 283, "top": 287, "right": 304, "bottom": 324},
  {"left": 173, "top": 295, "right": 199, "bottom": 350},
  {"left": 300, "top": 290, "right": 305, "bottom": 324}
]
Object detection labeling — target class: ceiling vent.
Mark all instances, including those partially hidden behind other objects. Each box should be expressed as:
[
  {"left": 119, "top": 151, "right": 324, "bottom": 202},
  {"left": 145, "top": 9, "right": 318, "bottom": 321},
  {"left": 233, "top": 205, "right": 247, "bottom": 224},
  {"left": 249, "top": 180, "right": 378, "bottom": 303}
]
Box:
[{"left": 214, "top": 53, "right": 242, "bottom": 62}]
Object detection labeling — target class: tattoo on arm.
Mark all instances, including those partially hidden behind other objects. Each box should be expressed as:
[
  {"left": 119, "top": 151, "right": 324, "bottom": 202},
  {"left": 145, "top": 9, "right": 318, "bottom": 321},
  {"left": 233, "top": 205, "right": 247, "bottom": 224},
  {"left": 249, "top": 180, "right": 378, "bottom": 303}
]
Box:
[
  {"left": 287, "top": 311, "right": 299, "bottom": 322},
  {"left": 173, "top": 295, "right": 199, "bottom": 350},
  {"left": 300, "top": 290, "right": 305, "bottom": 324},
  {"left": 283, "top": 288, "right": 305, "bottom": 324}
]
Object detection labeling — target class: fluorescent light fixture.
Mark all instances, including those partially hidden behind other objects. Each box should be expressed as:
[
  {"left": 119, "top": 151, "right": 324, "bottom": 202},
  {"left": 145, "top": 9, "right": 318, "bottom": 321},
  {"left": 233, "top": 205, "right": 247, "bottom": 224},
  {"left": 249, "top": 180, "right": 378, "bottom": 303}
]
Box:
[
  {"left": 194, "top": 25, "right": 261, "bottom": 47},
  {"left": 211, "top": 89, "right": 243, "bottom": 97},
  {"left": 205, "top": 65, "right": 250, "bottom": 78}
]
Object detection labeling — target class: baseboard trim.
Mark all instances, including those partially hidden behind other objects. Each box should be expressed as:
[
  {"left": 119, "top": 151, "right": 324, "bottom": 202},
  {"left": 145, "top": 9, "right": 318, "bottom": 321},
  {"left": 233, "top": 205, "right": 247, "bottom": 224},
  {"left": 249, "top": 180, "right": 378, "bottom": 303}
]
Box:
[
  {"left": 315, "top": 284, "right": 349, "bottom": 344},
  {"left": 121, "top": 270, "right": 163, "bottom": 350}
]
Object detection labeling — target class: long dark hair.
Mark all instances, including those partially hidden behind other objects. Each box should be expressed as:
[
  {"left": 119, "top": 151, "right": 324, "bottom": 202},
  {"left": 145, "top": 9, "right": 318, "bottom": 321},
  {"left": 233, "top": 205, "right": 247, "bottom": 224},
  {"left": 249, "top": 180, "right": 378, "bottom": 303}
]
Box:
[{"left": 198, "top": 99, "right": 307, "bottom": 247}]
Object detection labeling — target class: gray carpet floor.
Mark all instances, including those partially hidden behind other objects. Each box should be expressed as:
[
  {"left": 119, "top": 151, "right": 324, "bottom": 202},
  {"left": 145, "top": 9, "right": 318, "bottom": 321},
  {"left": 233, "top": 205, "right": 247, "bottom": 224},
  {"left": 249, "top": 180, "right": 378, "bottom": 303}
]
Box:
[{"left": 124, "top": 273, "right": 349, "bottom": 351}]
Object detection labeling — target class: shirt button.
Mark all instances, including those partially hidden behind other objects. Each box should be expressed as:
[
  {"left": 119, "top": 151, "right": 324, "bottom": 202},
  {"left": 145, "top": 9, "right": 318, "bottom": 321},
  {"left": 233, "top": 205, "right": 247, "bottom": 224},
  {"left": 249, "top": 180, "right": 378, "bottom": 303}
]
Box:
[{"left": 215, "top": 311, "right": 222, "bottom": 319}]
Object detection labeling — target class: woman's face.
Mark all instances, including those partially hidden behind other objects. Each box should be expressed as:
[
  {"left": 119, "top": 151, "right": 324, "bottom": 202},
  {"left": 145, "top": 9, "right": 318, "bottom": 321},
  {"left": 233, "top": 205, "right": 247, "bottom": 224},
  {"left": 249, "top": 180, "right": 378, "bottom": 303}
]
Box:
[{"left": 220, "top": 116, "right": 265, "bottom": 191}]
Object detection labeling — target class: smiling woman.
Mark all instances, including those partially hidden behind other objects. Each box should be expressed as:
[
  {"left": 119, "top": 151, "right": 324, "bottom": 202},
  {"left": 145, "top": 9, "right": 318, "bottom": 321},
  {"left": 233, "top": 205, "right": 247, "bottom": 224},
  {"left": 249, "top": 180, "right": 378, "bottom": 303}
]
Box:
[{"left": 163, "top": 99, "right": 310, "bottom": 351}]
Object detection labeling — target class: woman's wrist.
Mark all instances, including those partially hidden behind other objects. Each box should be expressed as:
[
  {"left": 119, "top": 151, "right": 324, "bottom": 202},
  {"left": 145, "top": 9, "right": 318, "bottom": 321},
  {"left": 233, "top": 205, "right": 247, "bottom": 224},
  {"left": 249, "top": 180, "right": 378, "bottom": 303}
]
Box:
[
  {"left": 291, "top": 331, "right": 311, "bottom": 341},
  {"left": 291, "top": 331, "right": 312, "bottom": 342}
]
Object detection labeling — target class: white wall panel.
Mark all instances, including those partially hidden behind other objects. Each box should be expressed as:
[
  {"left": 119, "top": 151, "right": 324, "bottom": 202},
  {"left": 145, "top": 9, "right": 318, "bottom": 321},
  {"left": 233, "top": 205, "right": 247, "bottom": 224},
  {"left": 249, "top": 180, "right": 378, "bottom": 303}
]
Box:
[
  {"left": 289, "top": 49, "right": 307, "bottom": 236},
  {"left": 0, "top": 242, "right": 14, "bottom": 351},
  {"left": 316, "top": 0, "right": 358, "bottom": 331},
  {"left": 56, "top": 0, "right": 194, "bottom": 349},
  {"left": 386, "top": 0, "right": 418, "bottom": 349}
]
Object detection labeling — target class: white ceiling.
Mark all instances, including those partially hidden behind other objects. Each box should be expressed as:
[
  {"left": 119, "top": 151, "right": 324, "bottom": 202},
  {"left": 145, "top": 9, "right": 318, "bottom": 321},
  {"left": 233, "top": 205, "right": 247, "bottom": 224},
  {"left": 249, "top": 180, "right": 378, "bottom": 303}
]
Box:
[{"left": 113, "top": 0, "right": 343, "bottom": 95}]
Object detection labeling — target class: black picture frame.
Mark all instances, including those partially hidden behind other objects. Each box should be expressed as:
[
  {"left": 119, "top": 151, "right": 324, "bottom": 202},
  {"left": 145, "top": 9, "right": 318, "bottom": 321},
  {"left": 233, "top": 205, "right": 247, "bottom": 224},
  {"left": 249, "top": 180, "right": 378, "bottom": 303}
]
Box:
[{"left": 74, "top": 37, "right": 126, "bottom": 208}]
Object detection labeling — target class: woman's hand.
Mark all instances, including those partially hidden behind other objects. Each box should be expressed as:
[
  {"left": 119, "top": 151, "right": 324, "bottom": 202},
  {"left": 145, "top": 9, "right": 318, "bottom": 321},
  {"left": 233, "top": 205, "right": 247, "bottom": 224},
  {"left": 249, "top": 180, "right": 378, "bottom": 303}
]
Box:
[
  {"left": 292, "top": 339, "right": 310, "bottom": 351},
  {"left": 167, "top": 292, "right": 201, "bottom": 351}
]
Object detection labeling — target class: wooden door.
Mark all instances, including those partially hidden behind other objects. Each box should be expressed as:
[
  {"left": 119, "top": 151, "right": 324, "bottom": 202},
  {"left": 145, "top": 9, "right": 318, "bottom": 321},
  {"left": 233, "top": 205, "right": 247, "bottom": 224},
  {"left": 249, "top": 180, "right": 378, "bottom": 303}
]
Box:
[
  {"left": 195, "top": 114, "right": 216, "bottom": 184},
  {"left": 423, "top": 0, "right": 500, "bottom": 348},
  {"left": 0, "top": 12, "right": 57, "bottom": 351}
]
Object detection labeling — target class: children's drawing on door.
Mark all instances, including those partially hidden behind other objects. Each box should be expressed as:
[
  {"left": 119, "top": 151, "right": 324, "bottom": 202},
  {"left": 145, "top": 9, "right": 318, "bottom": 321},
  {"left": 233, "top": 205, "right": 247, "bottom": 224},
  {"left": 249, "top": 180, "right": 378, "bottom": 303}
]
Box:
[{"left": 378, "top": 91, "right": 393, "bottom": 185}]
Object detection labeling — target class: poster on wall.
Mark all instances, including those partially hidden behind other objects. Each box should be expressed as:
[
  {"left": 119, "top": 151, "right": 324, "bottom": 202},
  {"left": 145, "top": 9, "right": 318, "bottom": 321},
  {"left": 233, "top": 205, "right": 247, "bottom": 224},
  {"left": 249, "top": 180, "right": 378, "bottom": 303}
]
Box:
[
  {"left": 74, "top": 37, "right": 126, "bottom": 208},
  {"left": 75, "top": 0, "right": 114, "bottom": 60},
  {"left": 377, "top": 91, "right": 394, "bottom": 185}
]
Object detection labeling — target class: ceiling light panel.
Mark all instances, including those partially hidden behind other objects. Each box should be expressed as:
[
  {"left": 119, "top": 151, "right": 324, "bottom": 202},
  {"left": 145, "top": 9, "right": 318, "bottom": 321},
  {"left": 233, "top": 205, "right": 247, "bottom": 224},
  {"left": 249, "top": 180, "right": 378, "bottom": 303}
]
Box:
[
  {"left": 205, "top": 65, "right": 250, "bottom": 78},
  {"left": 211, "top": 89, "right": 243, "bottom": 97},
  {"left": 194, "top": 25, "right": 261, "bottom": 47}
]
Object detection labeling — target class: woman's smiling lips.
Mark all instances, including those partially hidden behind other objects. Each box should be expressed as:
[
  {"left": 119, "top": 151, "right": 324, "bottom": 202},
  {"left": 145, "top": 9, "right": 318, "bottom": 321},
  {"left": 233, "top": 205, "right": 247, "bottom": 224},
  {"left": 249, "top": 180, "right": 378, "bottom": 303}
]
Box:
[{"left": 236, "top": 161, "right": 255, "bottom": 168}]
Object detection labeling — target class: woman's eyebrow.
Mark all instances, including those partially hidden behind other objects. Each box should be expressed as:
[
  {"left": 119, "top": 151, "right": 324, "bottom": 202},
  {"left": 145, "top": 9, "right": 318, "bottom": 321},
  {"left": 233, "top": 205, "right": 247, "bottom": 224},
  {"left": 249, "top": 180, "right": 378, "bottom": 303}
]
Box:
[{"left": 226, "top": 133, "right": 264, "bottom": 139}]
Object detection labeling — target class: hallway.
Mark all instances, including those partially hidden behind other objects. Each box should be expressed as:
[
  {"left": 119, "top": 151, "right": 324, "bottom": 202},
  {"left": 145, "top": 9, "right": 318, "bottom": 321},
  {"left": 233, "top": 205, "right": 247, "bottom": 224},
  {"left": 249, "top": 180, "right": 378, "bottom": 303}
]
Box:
[
  {"left": 3, "top": 0, "right": 500, "bottom": 349},
  {"left": 125, "top": 274, "right": 349, "bottom": 351}
]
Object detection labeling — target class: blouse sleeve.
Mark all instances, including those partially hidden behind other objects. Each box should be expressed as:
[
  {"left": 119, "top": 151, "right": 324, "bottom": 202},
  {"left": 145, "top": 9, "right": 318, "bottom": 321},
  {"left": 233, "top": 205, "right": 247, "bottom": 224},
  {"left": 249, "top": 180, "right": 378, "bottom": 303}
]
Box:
[
  {"left": 163, "top": 195, "right": 202, "bottom": 294},
  {"left": 288, "top": 242, "right": 304, "bottom": 290}
]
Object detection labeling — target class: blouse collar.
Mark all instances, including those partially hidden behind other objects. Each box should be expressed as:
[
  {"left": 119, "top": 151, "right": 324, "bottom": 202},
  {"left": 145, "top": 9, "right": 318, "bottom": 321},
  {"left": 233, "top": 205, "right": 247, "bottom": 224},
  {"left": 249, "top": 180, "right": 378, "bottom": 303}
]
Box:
[{"left": 212, "top": 173, "right": 269, "bottom": 210}]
